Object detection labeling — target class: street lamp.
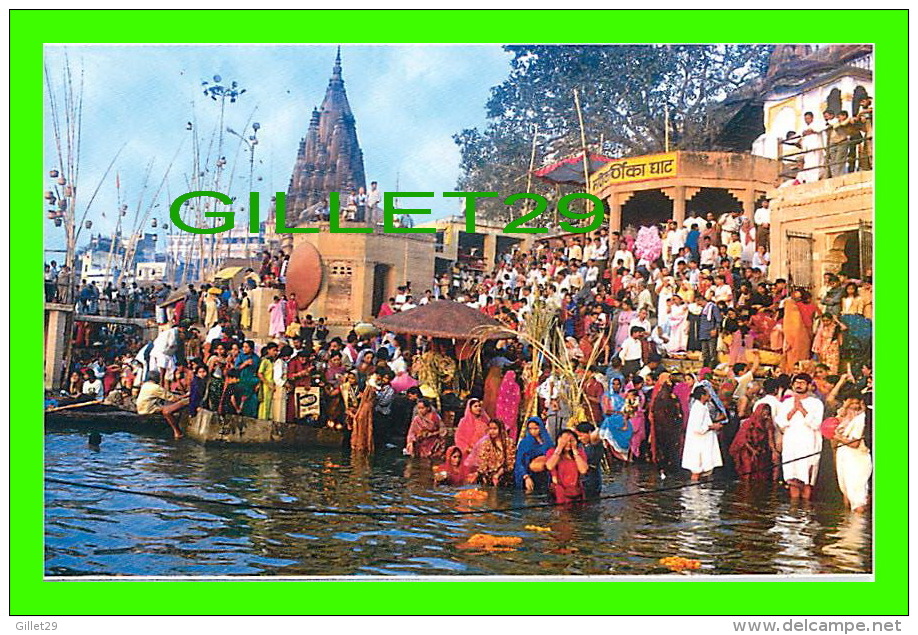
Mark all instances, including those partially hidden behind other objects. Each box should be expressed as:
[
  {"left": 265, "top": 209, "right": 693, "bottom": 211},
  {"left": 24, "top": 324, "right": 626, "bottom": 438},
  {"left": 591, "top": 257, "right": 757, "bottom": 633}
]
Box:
[
  {"left": 226, "top": 122, "right": 261, "bottom": 261},
  {"left": 200, "top": 74, "right": 247, "bottom": 276}
]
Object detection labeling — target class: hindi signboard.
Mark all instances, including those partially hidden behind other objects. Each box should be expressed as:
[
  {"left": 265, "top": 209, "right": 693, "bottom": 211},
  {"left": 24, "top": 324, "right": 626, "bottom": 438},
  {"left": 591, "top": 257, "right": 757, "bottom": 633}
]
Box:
[
  {"left": 294, "top": 386, "right": 321, "bottom": 420},
  {"left": 590, "top": 152, "right": 678, "bottom": 191}
]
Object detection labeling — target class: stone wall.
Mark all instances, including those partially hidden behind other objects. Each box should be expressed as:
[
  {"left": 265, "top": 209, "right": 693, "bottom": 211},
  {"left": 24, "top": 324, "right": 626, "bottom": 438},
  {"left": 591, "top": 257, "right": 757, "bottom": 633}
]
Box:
[{"left": 768, "top": 171, "right": 873, "bottom": 295}]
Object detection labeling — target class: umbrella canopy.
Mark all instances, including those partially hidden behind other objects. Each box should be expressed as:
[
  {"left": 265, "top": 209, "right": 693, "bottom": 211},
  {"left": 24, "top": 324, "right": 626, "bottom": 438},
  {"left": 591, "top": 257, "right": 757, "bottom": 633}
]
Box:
[
  {"left": 373, "top": 300, "right": 515, "bottom": 340},
  {"left": 533, "top": 151, "right": 613, "bottom": 186}
]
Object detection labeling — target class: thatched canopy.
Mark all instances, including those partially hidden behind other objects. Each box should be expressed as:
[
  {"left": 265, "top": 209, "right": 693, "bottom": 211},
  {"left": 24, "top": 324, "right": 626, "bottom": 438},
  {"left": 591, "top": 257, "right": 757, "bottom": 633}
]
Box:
[{"left": 373, "top": 300, "right": 515, "bottom": 340}]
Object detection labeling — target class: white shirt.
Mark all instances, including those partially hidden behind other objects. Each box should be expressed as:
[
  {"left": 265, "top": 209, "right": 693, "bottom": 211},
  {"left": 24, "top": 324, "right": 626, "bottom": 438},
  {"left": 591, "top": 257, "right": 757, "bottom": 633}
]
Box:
[
  {"left": 618, "top": 336, "right": 643, "bottom": 362},
  {"left": 612, "top": 249, "right": 634, "bottom": 273},
  {"left": 700, "top": 246, "right": 719, "bottom": 267},
  {"left": 205, "top": 324, "right": 223, "bottom": 344},
  {"left": 273, "top": 358, "right": 288, "bottom": 388},
  {"left": 754, "top": 206, "right": 770, "bottom": 226},
  {"left": 82, "top": 379, "right": 104, "bottom": 398},
  {"left": 592, "top": 242, "right": 608, "bottom": 260}
]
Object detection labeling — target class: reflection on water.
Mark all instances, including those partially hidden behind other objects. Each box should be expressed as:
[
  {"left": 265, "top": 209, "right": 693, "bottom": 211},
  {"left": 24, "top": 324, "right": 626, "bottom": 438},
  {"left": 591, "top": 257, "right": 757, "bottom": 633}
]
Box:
[{"left": 44, "top": 431, "right": 872, "bottom": 576}]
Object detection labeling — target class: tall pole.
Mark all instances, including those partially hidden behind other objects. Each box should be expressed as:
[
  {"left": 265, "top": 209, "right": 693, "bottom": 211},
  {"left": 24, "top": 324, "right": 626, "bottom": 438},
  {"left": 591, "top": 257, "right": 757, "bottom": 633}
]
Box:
[
  {"left": 665, "top": 104, "right": 670, "bottom": 153},
  {"left": 524, "top": 124, "right": 539, "bottom": 226},
  {"left": 573, "top": 89, "right": 591, "bottom": 195}
]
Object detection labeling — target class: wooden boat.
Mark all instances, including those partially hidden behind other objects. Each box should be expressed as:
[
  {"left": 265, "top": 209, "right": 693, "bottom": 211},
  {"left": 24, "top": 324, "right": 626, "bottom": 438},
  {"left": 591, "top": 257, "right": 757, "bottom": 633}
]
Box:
[
  {"left": 45, "top": 399, "right": 345, "bottom": 449},
  {"left": 184, "top": 408, "right": 345, "bottom": 448},
  {"left": 44, "top": 400, "right": 170, "bottom": 436}
]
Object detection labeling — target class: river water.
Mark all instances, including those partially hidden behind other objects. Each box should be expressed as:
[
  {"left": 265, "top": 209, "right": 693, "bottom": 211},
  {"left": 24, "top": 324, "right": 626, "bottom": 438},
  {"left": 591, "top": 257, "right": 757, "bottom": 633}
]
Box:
[{"left": 44, "top": 430, "right": 872, "bottom": 577}]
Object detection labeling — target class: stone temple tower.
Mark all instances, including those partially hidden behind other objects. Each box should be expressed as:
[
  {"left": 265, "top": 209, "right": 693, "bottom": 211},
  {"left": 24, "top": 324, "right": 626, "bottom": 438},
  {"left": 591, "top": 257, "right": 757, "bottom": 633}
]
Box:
[{"left": 285, "top": 47, "right": 367, "bottom": 227}]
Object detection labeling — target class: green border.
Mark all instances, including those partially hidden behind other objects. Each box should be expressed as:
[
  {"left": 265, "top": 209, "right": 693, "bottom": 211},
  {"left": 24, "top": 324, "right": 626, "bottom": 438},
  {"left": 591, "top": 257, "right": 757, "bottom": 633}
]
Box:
[{"left": 14, "top": 9, "right": 908, "bottom": 616}]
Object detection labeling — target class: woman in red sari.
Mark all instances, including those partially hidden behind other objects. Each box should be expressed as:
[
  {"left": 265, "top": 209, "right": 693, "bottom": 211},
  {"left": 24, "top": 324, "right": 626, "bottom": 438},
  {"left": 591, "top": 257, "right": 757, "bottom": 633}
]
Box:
[
  {"left": 405, "top": 398, "right": 446, "bottom": 460},
  {"left": 544, "top": 430, "right": 589, "bottom": 503},
  {"left": 794, "top": 289, "right": 818, "bottom": 332},
  {"left": 434, "top": 446, "right": 472, "bottom": 486},
  {"left": 729, "top": 403, "right": 776, "bottom": 480}
]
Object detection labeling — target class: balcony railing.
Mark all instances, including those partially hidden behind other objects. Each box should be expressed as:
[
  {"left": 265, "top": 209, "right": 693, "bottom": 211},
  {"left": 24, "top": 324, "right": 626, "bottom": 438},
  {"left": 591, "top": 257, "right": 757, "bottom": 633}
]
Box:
[{"left": 777, "top": 133, "right": 873, "bottom": 182}]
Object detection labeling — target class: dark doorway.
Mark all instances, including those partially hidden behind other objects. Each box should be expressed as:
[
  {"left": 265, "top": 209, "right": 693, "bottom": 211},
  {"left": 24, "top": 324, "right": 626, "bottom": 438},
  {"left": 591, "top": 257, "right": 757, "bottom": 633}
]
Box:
[
  {"left": 838, "top": 231, "right": 862, "bottom": 280},
  {"left": 621, "top": 189, "right": 673, "bottom": 229},
  {"left": 686, "top": 188, "right": 743, "bottom": 216},
  {"left": 372, "top": 263, "right": 390, "bottom": 317}
]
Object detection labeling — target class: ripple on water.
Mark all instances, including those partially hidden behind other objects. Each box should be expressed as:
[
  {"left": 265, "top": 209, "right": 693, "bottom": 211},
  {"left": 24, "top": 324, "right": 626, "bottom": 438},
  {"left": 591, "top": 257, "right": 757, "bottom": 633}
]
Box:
[{"left": 44, "top": 430, "right": 872, "bottom": 576}]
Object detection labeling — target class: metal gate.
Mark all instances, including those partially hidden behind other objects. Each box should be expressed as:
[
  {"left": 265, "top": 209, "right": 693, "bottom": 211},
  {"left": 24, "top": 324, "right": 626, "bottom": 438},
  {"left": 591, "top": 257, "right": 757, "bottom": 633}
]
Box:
[
  {"left": 858, "top": 220, "right": 873, "bottom": 279},
  {"left": 786, "top": 231, "right": 814, "bottom": 289}
]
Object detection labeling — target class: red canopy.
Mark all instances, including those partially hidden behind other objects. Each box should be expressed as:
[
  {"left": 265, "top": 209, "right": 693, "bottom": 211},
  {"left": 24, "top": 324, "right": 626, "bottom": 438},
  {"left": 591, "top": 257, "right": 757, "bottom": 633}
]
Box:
[{"left": 533, "top": 151, "right": 613, "bottom": 186}]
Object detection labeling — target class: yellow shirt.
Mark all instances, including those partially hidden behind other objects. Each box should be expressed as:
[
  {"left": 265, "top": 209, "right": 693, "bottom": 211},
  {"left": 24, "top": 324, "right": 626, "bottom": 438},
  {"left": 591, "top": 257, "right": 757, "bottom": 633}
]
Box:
[
  {"left": 726, "top": 241, "right": 743, "bottom": 260},
  {"left": 136, "top": 382, "right": 173, "bottom": 415}
]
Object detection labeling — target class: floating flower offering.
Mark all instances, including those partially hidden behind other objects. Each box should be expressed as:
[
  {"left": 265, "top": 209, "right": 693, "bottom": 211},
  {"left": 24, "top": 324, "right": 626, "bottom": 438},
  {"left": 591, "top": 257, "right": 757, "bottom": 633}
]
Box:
[
  {"left": 457, "top": 533, "right": 523, "bottom": 551},
  {"left": 454, "top": 489, "right": 489, "bottom": 501},
  {"left": 659, "top": 556, "right": 702, "bottom": 571},
  {"left": 525, "top": 525, "right": 552, "bottom": 532}
]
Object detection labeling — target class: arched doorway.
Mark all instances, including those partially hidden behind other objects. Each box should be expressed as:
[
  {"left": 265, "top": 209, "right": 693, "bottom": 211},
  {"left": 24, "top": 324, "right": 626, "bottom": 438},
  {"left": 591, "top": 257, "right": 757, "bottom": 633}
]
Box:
[
  {"left": 686, "top": 188, "right": 743, "bottom": 217},
  {"left": 621, "top": 189, "right": 673, "bottom": 229}
]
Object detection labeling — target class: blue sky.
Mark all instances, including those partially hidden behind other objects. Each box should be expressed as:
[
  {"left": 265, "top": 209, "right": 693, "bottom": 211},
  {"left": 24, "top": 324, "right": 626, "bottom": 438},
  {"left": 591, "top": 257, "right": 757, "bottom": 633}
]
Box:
[{"left": 43, "top": 44, "right": 513, "bottom": 252}]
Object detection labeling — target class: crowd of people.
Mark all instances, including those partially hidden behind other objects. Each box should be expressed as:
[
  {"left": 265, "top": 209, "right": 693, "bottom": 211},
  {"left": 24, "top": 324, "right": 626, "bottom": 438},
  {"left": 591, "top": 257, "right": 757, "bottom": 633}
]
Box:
[{"left": 53, "top": 207, "right": 873, "bottom": 513}]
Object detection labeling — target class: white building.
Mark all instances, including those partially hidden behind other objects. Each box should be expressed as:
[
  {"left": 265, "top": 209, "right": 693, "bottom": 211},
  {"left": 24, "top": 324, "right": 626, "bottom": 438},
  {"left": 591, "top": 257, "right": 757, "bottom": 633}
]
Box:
[{"left": 752, "top": 45, "right": 873, "bottom": 161}]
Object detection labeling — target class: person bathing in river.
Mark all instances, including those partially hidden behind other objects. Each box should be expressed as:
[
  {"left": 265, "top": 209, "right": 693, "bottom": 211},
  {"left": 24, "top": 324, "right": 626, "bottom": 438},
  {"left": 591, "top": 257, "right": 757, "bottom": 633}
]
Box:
[
  {"left": 404, "top": 398, "right": 446, "bottom": 460},
  {"left": 575, "top": 421, "right": 603, "bottom": 498},
  {"left": 468, "top": 420, "right": 516, "bottom": 487},
  {"left": 544, "top": 429, "right": 589, "bottom": 503},
  {"left": 681, "top": 386, "right": 723, "bottom": 481},
  {"left": 434, "top": 446, "right": 473, "bottom": 486},
  {"left": 513, "top": 416, "right": 553, "bottom": 494}
]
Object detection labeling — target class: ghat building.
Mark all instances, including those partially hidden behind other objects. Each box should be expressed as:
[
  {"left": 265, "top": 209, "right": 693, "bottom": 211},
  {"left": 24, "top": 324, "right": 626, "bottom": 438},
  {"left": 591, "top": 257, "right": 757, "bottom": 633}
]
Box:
[{"left": 588, "top": 45, "right": 873, "bottom": 296}]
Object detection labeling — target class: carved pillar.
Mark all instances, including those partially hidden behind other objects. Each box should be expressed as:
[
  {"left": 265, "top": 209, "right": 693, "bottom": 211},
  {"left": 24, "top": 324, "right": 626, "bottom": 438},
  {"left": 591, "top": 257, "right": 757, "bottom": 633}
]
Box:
[
  {"left": 606, "top": 192, "right": 622, "bottom": 233},
  {"left": 728, "top": 188, "right": 757, "bottom": 218}
]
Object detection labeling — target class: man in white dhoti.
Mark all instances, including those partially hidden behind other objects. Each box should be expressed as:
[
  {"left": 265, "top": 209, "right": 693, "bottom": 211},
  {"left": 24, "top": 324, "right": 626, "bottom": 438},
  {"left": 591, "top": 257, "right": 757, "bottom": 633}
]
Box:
[
  {"left": 776, "top": 374, "right": 824, "bottom": 501},
  {"left": 682, "top": 386, "right": 723, "bottom": 480},
  {"left": 798, "top": 112, "right": 825, "bottom": 183},
  {"left": 834, "top": 395, "right": 872, "bottom": 513}
]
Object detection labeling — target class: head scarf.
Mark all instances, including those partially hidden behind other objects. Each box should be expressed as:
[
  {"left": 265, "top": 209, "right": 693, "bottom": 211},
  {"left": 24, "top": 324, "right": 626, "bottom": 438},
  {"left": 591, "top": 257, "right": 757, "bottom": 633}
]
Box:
[
  {"left": 513, "top": 416, "right": 553, "bottom": 488},
  {"left": 454, "top": 398, "right": 491, "bottom": 454},
  {"left": 439, "top": 445, "right": 470, "bottom": 486}
]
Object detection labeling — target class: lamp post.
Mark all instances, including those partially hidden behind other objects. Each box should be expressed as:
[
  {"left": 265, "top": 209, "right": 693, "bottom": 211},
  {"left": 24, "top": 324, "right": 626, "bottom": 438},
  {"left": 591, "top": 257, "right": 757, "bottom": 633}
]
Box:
[
  {"left": 226, "top": 122, "right": 261, "bottom": 262},
  {"left": 200, "top": 75, "right": 246, "bottom": 277}
]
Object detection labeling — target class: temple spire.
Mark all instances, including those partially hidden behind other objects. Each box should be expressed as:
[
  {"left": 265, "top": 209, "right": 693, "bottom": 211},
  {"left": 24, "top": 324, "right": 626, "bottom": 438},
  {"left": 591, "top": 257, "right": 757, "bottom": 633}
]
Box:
[
  {"left": 284, "top": 48, "right": 366, "bottom": 227},
  {"left": 332, "top": 45, "right": 342, "bottom": 81}
]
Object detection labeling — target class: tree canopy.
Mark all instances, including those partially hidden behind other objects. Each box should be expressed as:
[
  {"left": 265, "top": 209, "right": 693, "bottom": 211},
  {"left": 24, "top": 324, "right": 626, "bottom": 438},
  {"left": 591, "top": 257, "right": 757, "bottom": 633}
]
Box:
[{"left": 454, "top": 44, "right": 773, "bottom": 221}]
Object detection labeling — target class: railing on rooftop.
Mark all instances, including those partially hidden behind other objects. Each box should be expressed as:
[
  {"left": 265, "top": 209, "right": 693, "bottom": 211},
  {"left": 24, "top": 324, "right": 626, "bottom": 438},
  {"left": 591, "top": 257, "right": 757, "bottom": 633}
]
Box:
[{"left": 777, "top": 133, "right": 872, "bottom": 182}]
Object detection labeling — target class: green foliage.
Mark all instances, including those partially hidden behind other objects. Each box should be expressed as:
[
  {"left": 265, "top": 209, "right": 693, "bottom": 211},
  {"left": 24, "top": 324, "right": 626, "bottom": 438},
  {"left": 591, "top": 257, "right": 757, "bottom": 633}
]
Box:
[{"left": 455, "top": 44, "right": 773, "bottom": 222}]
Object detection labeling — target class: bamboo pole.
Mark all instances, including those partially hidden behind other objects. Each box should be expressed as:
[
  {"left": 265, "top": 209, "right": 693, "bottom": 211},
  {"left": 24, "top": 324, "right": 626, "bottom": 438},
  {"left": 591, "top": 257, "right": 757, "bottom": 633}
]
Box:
[{"left": 573, "top": 89, "right": 591, "bottom": 195}]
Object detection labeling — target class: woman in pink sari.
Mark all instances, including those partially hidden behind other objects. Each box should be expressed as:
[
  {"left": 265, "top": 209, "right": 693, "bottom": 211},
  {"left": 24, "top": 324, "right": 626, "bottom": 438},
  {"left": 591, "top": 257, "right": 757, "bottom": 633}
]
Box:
[
  {"left": 454, "top": 398, "right": 491, "bottom": 456},
  {"left": 614, "top": 299, "right": 636, "bottom": 350},
  {"left": 494, "top": 370, "right": 521, "bottom": 441},
  {"left": 405, "top": 398, "right": 446, "bottom": 460},
  {"left": 625, "top": 380, "right": 647, "bottom": 459},
  {"left": 268, "top": 296, "right": 286, "bottom": 338}
]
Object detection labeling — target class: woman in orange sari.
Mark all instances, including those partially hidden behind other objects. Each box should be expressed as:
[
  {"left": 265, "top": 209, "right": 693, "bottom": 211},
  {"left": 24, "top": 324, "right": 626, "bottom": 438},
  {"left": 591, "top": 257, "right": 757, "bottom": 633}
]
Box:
[{"left": 782, "top": 295, "right": 812, "bottom": 373}]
